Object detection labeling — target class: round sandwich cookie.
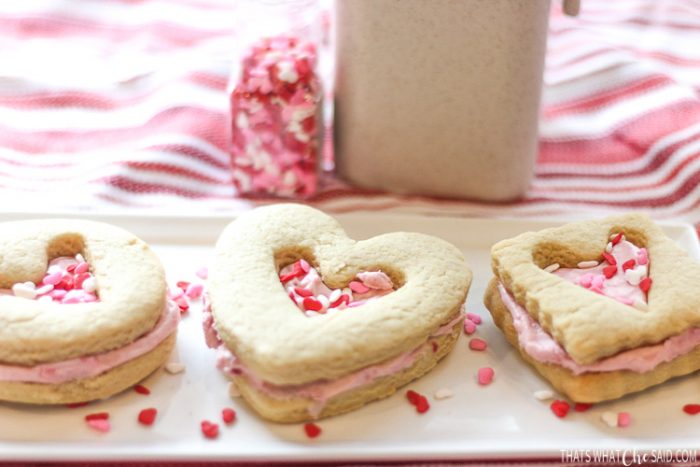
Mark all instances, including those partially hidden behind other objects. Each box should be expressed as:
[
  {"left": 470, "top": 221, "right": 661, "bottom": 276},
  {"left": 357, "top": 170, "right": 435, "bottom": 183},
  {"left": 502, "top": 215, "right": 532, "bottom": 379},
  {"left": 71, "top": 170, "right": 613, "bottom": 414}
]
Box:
[
  {"left": 485, "top": 213, "right": 700, "bottom": 403},
  {"left": 0, "top": 219, "right": 179, "bottom": 404},
  {"left": 205, "top": 204, "right": 472, "bottom": 423}
]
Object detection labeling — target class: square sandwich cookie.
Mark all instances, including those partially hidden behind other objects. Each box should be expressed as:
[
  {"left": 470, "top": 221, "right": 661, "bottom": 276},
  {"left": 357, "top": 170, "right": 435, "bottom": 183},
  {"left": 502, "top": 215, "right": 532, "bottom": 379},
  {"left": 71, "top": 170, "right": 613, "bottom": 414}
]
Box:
[
  {"left": 484, "top": 213, "right": 700, "bottom": 402},
  {"left": 205, "top": 204, "right": 472, "bottom": 423}
]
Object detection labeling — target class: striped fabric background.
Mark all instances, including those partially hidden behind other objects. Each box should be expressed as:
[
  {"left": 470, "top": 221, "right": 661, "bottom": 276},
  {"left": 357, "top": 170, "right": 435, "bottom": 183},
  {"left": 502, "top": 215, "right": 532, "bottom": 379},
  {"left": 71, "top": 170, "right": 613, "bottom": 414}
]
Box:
[{"left": 0, "top": 0, "right": 698, "bottom": 233}]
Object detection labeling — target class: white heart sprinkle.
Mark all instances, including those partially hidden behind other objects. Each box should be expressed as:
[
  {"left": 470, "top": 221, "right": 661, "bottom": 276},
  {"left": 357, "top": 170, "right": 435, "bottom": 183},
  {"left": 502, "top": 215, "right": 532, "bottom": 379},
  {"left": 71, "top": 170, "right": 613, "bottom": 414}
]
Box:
[
  {"left": 35, "top": 284, "right": 54, "bottom": 295},
  {"left": 164, "top": 362, "right": 185, "bottom": 374},
  {"left": 82, "top": 277, "right": 97, "bottom": 293},
  {"left": 544, "top": 263, "right": 560, "bottom": 273},
  {"left": 577, "top": 260, "right": 599, "bottom": 269},
  {"left": 601, "top": 411, "right": 617, "bottom": 427},
  {"left": 533, "top": 389, "right": 555, "bottom": 401},
  {"left": 38, "top": 295, "right": 53, "bottom": 303},
  {"left": 317, "top": 295, "right": 329, "bottom": 311},
  {"left": 328, "top": 288, "right": 341, "bottom": 304},
  {"left": 605, "top": 242, "right": 613, "bottom": 253},
  {"left": 434, "top": 388, "right": 454, "bottom": 400},
  {"left": 12, "top": 283, "right": 36, "bottom": 300},
  {"left": 22, "top": 281, "right": 36, "bottom": 290},
  {"left": 633, "top": 299, "right": 648, "bottom": 311},
  {"left": 624, "top": 268, "right": 644, "bottom": 286}
]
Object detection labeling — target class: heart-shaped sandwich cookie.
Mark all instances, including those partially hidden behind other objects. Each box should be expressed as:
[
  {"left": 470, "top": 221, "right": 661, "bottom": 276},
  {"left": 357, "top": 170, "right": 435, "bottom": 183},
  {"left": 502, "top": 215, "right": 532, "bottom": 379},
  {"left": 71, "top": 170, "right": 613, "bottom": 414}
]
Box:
[
  {"left": 206, "top": 204, "right": 472, "bottom": 422},
  {"left": 0, "top": 220, "right": 178, "bottom": 404},
  {"left": 484, "top": 213, "right": 700, "bottom": 402}
]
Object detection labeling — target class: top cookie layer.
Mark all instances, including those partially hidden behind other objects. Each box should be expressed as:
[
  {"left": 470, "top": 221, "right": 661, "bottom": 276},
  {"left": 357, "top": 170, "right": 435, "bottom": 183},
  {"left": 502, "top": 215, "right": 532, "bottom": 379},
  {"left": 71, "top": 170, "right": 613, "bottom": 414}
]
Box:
[
  {"left": 208, "top": 204, "right": 472, "bottom": 386},
  {"left": 0, "top": 219, "right": 166, "bottom": 366},
  {"left": 491, "top": 213, "right": 700, "bottom": 365}
]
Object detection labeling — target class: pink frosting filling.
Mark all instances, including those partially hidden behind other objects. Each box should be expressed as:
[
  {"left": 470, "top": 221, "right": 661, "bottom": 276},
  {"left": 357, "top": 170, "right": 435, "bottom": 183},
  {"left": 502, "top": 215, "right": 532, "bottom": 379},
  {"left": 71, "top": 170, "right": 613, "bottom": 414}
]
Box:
[
  {"left": 498, "top": 283, "right": 700, "bottom": 374},
  {"left": 203, "top": 286, "right": 464, "bottom": 417},
  {"left": 0, "top": 299, "right": 180, "bottom": 384}
]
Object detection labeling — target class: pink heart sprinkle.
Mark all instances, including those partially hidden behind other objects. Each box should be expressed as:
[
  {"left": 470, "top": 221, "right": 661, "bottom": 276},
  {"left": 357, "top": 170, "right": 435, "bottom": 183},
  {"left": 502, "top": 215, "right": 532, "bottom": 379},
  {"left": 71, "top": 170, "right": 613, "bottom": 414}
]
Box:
[
  {"left": 349, "top": 281, "right": 370, "bottom": 294},
  {"left": 466, "top": 313, "right": 482, "bottom": 325},
  {"left": 195, "top": 267, "right": 209, "bottom": 279},
  {"left": 463, "top": 319, "right": 476, "bottom": 335},
  {"left": 86, "top": 419, "right": 111, "bottom": 433},
  {"left": 617, "top": 412, "right": 631, "bottom": 428},
  {"left": 185, "top": 283, "right": 204, "bottom": 300},
  {"left": 477, "top": 367, "right": 494, "bottom": 385}
]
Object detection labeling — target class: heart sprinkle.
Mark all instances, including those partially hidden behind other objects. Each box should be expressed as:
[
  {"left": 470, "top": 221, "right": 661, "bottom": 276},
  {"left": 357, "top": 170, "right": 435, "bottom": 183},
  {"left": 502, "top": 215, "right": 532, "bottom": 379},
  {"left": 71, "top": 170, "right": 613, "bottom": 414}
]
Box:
[
  {"left": 281, "top": 260, "right": 394, "bottom": 317},
  {"left": 86, "top": 419, "right": 111, "bottom": 433},
  {"left": 601, "top": 411, "right": 617, "bottom": 427},
  {"left": 434, "top": 388, "right": 454, "bottom": 400},
  {"left": 544, "top": 263, "right": 560, "bottom": 273},
  {"left": 466, "top": 312, "right": 482, "bottom": 325},
  {"left": 469, "top": 338, "right": 488, "bottom": 351},
  {"left": 196, "top": 267, "right": 209, "bottom": 279},
  {"left": 222, "top": 408, "right": 237, "bottom": 424},
  {"left": 201, "top": 420, "right": 219, "bottom": 439},
  {"left": 406, "top": 389, "right": 430, "bottom": 413},
  {"left": 683, "top": 404, "right": 700, "bottom": 415},
  {"left": 550, "top": 400, "right": 570, "bottom": 418},
  {"left": 463, "top": 319, "right": 476, "bottom": 335},
  {"left": 138, "top": 408, "right": 158, "bottom": 426},
  {"left": 304, "top": 422, "right": 322, "bottom": 438},
  {"left": 477, "top": 367, "right": 494, "bottom": 385},
  {"left": 574, "top": 403, "right": 594, "bottom": 412},
  {"left": 85, "top": 412, "right": 109, "bottom": 421},
  {"left": 617, "top": 412, "right": 632, "bottom": 428},
  {"left": 133, "top": 384, "right": 151, "bottom": 395},
  {"left": 611, "top": 232, "right": 624, "bottom": 245},
  {"left": 533, "top": 390, "right": 555, "bottom": 401},
  {"left": 7, "top": 254, "right": 99, "bottom": 304}
]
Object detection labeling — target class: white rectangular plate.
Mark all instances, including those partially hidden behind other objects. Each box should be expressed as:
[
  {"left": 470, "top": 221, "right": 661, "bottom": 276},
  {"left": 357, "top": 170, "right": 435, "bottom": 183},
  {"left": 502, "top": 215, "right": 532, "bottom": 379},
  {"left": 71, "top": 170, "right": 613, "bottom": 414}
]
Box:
[{"left": 0, "top": 212, "right": 699, "bottom": 462}]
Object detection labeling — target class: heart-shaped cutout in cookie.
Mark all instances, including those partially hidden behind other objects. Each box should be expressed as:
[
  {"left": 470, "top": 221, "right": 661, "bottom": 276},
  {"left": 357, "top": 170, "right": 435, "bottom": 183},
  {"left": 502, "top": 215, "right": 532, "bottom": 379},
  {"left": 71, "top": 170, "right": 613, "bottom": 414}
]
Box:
[
  {"left": 543, "top": 231, "right": 650, "bottom": 310},
  {"left": 0, "top": 219, "right": 177, "bottom": 404},
  {"left": 490, "top": 213, "right": 700, "bottom": 366},
  {"left": 208, "top": 204, "right": 472, "bottom": 422}
]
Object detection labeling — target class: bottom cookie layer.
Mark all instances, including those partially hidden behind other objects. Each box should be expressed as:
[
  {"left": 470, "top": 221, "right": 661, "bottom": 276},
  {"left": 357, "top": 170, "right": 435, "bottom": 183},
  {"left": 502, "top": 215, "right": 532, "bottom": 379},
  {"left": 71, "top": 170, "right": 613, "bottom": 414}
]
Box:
[
  {"left": 484, "top": 278, "right": 700, "bottom": 402},
  {"left": 233, "top": 322, "right": 462, "bottom": 423},
  {"left": 0, "top": 333, "right": 176, "bottom": 404}
]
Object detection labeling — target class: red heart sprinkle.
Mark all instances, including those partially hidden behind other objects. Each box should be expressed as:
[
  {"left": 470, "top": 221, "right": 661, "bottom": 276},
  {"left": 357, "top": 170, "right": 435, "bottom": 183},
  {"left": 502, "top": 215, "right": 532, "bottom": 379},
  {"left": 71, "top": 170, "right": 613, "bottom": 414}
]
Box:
[
  {"left": 683, "top": 404, "right": 700, "bottom": 415},
  {"left": 469, "top": 338, "right": 488, "bottom": 351},
  {"left": 406, "top": 390, "right": 421, "bottom": 406},
  {"left": 416, "top": 395, "right": 430, "bottom": 414},
  {"left": 330, "top": 294, "right": 350, "bottom": 308},
  {"left": 138, "top": 408, "right": 157, "bottom": 426},
  {"left": 602, "top": 252, "right": 617, "bottom": 266},
  {"left": 134, "top": 384, "right": 150, "bottom": 395},
  {"left": 550, "top": 400, "right": 570, "bottom": 418},
  {"left": 66, "top": 264, "right": 77, "bottom": 273},
  {"left": 66, "top": 402, "right": 89, "bottom": 409},
  {"left": 293, "top": 287, "right": 313, "bottom": 298},
  {"left": 279, "top": 272, "right": 298, "bottom": 283},
  {"left": 603, "top": 265, "right": 617, "bottom": 279},
  {"left": 304, "top": 422, "right": 322, "bottom": 438},
  {"left": 622, "top": 259, "right": 636, "bottom": 271},
  {"left": 431, "top": 341, "right": 439, "bottom": 353},
  {"left": 222, "top": 408, "right": 236, "bottom": 424},
  {"left": 574, "top": 403, "right": 594, "bottom": 412},
  {"left": 176, "top": 281, "right": 190, "bottom": 291},
  {"left": 640, "top": 277, "right": 652, "bottom": 293},
  {"left": 302, "top": 297, "right": 323, "bottom": 312},
  {"left": 611, "top": 232, "right": 624, "bottom": 245},
  {"left": 85, "top": 412, "right": 109, "bottom": 421},
  {"left": 201, "top": 420, "right": 219, "bottom": 439}
]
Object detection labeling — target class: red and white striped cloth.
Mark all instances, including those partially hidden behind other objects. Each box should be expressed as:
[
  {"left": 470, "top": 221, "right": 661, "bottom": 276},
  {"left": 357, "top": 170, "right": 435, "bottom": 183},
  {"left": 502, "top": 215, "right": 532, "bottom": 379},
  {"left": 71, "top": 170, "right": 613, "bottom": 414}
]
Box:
[{"left": 0, "top": 0, "right": 698, "bottom": 234}]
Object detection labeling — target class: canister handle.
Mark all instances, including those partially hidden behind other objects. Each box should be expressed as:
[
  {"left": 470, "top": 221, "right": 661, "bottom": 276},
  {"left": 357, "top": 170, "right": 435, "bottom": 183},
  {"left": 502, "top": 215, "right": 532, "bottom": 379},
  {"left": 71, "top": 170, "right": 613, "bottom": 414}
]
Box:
[{"left": 563, "top": 0, "right": 580, "bottom": 16}]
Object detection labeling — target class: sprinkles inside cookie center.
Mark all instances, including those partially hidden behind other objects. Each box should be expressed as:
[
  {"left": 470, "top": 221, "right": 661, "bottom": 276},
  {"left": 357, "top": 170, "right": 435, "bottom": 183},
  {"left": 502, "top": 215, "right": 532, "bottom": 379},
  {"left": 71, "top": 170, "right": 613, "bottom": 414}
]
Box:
[
  {"left": 279, "top": 259, "right": 395, "bottom": 317},
  {"left": 2, "top": 253, "right": 99, "bottom": 304},
  {"left": 544, "top": 232, "right": 651, "bottom": 310}
]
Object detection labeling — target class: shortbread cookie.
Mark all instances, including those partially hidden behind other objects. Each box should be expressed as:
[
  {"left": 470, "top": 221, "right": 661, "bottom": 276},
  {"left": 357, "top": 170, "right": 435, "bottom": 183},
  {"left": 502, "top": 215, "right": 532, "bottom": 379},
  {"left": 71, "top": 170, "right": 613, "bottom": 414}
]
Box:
[
  {"left": 485, "top": 213, "right": 700, "bottom": 402},
  {"left": 0, "top": 220, "right": 179, "bottom": 404},
  {"left": 206, "top": 204, "right": 472, "bottom": 422}
]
